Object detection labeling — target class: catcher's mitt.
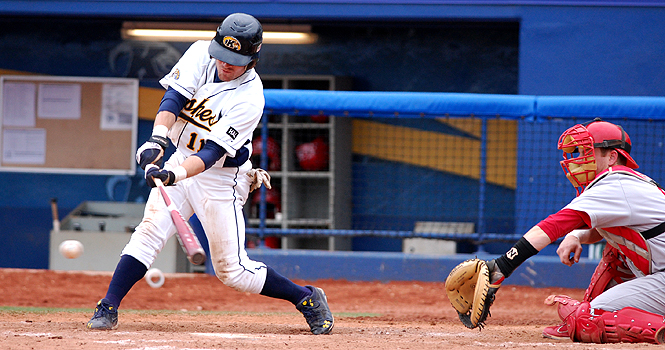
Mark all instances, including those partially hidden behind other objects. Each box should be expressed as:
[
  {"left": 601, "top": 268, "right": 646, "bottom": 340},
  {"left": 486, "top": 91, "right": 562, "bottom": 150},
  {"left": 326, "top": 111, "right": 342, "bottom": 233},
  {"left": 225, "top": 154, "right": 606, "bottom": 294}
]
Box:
[{"left": 445, "top": 258, "right": 497, "bottom": 329}]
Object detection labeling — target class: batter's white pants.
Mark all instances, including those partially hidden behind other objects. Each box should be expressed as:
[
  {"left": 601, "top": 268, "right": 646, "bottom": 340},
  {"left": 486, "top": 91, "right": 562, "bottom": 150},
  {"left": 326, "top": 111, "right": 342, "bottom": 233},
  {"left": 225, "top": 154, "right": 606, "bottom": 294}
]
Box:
[{"left": 122, "top": 158, "right": 267, "bottom": 294}]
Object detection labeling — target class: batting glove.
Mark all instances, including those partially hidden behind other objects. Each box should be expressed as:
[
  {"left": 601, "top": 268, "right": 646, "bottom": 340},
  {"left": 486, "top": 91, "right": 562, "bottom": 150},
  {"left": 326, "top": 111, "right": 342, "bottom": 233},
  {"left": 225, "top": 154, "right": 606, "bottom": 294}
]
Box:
[
  {"left": 247, "top": 168, "right": 271, "bottom": 192},
  {"left": 145, "top": 164, "right": 176, "bottom": 188},
  {"left": 136, "top": 135, "right": 169, "bottom": 170}
]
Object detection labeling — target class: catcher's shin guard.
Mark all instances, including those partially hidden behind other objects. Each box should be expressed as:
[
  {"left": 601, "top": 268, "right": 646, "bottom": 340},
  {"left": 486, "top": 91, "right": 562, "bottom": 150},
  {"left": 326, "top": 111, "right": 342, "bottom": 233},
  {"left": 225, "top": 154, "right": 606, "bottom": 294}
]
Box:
[
  {"left": 542, "top": 295, "right": 581, "bottom": 340},
  {"left": 542, "top": 245, "right": 635, "bottom": 341},
  {"left": 544, "top": 295, "right": 581, "bottom": 321},
  {"left": 583, "top": 245, "right": 635, "bottom": 302},
  {"left": 567, "top": 302, "right": 665, "bottom": 344}
]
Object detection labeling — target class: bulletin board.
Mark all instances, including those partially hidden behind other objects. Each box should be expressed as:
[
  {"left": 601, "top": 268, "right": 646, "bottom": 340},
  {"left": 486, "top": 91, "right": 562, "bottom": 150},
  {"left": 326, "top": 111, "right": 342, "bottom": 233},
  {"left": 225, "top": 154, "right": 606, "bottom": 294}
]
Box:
[{"left": 0, "top": 75, "right": 138, "bottom": 175}]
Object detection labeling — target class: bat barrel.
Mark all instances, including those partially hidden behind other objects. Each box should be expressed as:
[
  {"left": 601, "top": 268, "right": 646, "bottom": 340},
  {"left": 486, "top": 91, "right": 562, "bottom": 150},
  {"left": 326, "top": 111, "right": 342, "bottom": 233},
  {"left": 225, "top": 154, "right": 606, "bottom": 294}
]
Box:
[{"left": 155, "top": 176, "right": 207, "bottom": 266}]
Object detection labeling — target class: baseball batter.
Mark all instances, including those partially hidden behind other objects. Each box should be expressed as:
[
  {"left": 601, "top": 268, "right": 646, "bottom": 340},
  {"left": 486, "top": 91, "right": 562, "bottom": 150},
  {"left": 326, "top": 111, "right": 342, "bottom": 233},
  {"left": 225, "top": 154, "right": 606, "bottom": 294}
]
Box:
[
  {"left": 86, "top": 13, "right": 333, "bottom": 335},
  {"left": 481, "top": 119, "right": 665, "bottom": 344}
]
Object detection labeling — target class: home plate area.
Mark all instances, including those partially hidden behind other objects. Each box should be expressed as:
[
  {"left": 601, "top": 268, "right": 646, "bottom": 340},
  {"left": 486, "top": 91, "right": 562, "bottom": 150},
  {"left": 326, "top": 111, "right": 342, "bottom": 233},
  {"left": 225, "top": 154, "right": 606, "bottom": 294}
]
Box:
[{"left": 0, "top": 269, "right": 658, "bottom": 349}]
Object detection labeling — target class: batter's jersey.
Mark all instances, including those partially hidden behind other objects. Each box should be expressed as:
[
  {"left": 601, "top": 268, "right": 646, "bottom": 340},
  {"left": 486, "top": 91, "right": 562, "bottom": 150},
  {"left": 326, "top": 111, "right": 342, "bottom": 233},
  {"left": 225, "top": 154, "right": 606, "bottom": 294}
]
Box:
[
  {"left": 159, "top": 40, "right": 264, "bottom": 168},
  {"left": 565, "top": 166, "right": 665, "bottom": 274}
]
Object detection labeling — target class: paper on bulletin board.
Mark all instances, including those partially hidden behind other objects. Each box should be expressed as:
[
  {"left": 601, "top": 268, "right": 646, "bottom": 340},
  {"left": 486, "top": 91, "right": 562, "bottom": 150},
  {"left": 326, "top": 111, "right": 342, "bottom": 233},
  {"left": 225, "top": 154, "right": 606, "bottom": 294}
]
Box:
[
  {"left": 2, "top": 82, "right": 36, "bottom": 127},
  {"left": 37, "top": 83, "right": 81, "bottom": 120},
  {"left": 100, "top": 83, "right": 134, "bottom": 130},
  {"left": 2, "top": 128, "right": 46, "bottom": 164}
]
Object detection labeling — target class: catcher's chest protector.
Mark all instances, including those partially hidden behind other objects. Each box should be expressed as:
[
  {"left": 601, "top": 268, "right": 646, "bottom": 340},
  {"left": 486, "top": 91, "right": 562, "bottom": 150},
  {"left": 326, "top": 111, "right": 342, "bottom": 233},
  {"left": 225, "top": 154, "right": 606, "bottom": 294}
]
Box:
[
  {"left": 583, "top": 245, "right": 635, "bottom": 302},
  {"left": 586, "top": 167, "right": 665, "bottom": 277},
  {"left": 597, "top": 226, "right": 651, "bottom": 276}
]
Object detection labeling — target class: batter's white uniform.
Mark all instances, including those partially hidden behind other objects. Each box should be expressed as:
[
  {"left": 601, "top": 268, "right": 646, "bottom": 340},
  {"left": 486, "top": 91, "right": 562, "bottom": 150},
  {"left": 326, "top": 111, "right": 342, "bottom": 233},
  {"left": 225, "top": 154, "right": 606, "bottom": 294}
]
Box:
[
  {"left": 564, "top": 166, "right": 665, "bottom": 314},
  {"left": 122, "top": 40, "right": 268, "bottom": 294}
]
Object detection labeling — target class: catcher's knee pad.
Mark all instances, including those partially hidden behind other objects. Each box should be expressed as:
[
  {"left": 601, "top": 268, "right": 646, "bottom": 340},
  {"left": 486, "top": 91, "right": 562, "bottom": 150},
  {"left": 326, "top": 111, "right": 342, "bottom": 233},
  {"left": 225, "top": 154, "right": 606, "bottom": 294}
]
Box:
[
  {"left": 212, "top": 257, "right": 267, "bottom": 294},
  {"left": 568, "top": 302, "right": 665, "bottom": 344},
  {"left": 583, "top": 245, "right": 635, "bottom": 302}
]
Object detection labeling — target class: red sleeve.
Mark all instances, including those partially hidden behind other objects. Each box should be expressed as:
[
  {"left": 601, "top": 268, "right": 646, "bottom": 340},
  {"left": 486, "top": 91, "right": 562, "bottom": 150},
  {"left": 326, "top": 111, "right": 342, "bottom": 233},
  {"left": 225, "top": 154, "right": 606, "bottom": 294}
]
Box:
[{"left": 536, "top": 208, "right": 591, "bottom": 241}]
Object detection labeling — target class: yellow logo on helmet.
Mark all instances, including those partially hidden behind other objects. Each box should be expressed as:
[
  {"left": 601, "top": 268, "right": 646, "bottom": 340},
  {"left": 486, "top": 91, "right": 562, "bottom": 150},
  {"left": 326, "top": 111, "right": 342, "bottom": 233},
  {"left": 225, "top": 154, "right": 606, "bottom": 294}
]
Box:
[{"left": 222, "top": 36, "right": 241, "bottom": 51}]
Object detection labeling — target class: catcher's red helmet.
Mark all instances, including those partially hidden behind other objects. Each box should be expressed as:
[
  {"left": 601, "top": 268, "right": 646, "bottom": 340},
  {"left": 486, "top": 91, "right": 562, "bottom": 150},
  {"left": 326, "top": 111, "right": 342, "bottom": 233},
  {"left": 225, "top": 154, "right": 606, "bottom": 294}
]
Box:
[
  {"left": 558, "top": 119, "right": 637, "bottom": 195},
  {"left": 252, "top": 136, "right": 281, "bottom": 171},
  {"left": 295, "top": 137, "right": 329, "bottom": 171},
  {"left": 586, "top": 120, "right": 637, "bottom": 169}
]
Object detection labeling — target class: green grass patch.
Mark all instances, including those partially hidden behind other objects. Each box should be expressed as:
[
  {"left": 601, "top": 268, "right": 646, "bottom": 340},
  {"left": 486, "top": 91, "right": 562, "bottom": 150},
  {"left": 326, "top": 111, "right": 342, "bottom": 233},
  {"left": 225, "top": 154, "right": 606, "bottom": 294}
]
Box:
[
  {"left": 0, "top": 306, "right": 90, "bottom": 314},
  {"left": 0, "top": 306, "right": 381, "bottom": 318}
]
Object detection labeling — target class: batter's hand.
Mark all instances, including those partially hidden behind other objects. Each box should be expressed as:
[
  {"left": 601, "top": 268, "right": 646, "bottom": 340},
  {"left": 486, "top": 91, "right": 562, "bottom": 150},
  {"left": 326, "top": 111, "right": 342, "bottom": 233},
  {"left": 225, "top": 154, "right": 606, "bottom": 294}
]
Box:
[
  {"left": 136, "top": 135, "right": 169, "bottom": 170},
  {"left": 145, "top": 164, "right": 176, "bottom": 188},
  {"left": 247, "top": 168, "right": 271, "bottom": 192},
  {"left": 557, "top": 234, "right": 583, "bottom": 266}
]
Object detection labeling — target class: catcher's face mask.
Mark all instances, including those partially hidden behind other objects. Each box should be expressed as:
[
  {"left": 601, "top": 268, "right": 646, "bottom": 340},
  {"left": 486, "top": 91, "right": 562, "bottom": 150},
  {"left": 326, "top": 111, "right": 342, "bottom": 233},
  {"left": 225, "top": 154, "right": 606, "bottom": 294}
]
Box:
[
  {"left": 558, "top": 119, "right": 638, "bottom": 196},
  {"left": 558, "top": 123, "right": 597, "bottom": 196}
]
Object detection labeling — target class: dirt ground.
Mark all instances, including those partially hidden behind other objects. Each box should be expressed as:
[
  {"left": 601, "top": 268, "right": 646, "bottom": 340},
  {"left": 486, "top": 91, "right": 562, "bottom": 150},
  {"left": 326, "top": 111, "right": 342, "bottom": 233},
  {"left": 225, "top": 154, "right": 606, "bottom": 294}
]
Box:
[{"left": 0, "top": 268, "right": 658, "bottom": 350}]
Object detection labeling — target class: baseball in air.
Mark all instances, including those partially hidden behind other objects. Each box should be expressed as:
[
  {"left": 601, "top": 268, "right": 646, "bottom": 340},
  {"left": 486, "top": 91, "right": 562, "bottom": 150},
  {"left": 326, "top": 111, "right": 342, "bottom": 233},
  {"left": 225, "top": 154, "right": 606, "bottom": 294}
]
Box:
[{"left": 59, "top": 240, "right": 84, "bottom": 259}]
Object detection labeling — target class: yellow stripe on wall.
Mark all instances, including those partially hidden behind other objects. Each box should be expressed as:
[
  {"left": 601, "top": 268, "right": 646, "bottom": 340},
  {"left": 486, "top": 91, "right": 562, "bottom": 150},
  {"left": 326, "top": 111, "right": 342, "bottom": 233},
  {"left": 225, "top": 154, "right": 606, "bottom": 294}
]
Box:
[
  {"left": 0, "top": 69, "right": 32, "bottom": 76},
  {"left": 352, "top": 119, "right": 481, "bottom": 178},
  {"left": 138, "top": 86, "right": 163, "bottom": 120},
  {"left": 438, "top": 117, "right": 482, "bottom": 138},
  {"left": 352, "top": 119, "right": 517, "bottom": 189},
  {"left": 486, "top": 119, "right": 517, "bottom": 189}
]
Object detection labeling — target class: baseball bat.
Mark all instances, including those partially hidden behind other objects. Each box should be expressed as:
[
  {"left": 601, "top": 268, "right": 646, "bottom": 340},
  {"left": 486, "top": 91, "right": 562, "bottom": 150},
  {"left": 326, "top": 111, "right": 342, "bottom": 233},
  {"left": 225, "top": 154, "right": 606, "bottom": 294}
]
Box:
[
  {"left": 50, "top": 198, "right": 60, "bottom": 232},
  {"left": 153, "top": 178, "right": 206, "bottom": 265}
]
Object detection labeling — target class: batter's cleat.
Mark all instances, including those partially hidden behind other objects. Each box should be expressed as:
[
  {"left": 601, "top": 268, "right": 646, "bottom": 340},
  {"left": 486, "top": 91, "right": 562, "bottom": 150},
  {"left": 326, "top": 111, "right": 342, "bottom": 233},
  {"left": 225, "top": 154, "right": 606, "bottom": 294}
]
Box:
[
  {"left": 542, "top": 322, "right": 570, "bottom": 340},
  {"left": 86, "top": 298, "right": 118, "bottom": 330},
  {"left": 296, "top": 286, "right": 334, "bottom": 335}
]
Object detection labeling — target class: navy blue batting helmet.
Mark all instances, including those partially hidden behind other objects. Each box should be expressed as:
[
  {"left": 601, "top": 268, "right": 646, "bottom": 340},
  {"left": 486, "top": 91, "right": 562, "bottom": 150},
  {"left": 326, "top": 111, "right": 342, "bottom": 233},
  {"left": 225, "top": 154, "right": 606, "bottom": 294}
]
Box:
[{"left": 208, "top": 13, "right": 262, "bottom": 68}]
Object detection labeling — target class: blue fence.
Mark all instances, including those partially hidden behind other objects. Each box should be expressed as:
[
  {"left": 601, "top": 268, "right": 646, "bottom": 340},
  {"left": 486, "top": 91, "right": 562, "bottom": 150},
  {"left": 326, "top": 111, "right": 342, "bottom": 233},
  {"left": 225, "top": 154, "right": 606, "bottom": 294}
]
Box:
[{"left": 248, "top": 90, "right": 665, "bottom": 254}]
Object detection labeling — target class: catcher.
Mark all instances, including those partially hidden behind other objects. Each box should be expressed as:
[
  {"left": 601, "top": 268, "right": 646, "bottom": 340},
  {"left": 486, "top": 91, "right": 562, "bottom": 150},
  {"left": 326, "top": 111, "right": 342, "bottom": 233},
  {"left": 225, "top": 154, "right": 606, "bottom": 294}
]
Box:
[{"left": 446, "top": 118, "right": 665, "bottom": 344}]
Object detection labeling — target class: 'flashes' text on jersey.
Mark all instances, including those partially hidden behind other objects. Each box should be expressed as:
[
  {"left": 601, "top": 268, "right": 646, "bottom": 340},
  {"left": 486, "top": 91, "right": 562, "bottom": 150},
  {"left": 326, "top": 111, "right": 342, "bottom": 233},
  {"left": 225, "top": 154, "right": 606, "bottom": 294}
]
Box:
[{"left": 178, "top": 98, "right": 219, "bottom": 132}]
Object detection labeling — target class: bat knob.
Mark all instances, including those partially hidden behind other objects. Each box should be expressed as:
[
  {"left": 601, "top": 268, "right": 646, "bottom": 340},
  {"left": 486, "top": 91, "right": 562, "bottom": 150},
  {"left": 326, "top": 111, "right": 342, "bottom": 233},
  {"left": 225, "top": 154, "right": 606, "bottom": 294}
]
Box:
[{"left": 190, "top": 251, "right": 207, "bottom": 265}]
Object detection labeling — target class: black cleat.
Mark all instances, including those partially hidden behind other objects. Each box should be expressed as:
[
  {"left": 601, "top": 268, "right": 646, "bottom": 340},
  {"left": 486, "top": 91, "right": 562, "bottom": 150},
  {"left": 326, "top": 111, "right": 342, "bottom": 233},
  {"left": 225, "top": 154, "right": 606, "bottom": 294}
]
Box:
[
  {"left": 296, "top": 286, "right": 334, "bottom": 335},
  {"left": 86, "top": 299, "right": 118, "bottom": 330}
]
